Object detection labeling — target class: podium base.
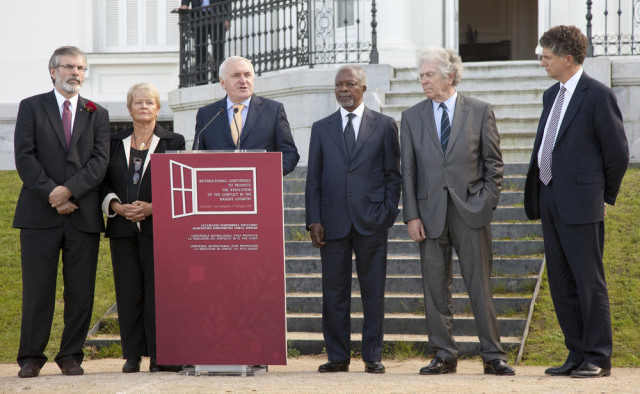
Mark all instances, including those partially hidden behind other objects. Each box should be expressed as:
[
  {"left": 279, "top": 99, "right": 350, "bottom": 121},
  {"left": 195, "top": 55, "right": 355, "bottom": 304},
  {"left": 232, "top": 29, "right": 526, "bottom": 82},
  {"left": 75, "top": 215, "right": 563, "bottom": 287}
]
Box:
[{"left": 182, "top": 365, "right": 268, "bottom": 376}]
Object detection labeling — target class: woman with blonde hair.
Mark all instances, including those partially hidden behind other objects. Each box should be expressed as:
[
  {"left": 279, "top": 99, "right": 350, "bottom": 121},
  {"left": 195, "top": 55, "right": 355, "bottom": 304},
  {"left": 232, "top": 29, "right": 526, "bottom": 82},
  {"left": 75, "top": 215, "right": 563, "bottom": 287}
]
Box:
[{"left": 101, "top": 82, "right": 185, "bottom": 373}]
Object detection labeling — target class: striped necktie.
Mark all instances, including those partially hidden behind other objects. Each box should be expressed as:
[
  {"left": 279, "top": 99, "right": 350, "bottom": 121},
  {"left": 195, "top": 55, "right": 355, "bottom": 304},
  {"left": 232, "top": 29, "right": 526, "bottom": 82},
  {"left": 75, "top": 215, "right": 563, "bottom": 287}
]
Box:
[
  {"left": 439, "top": 102, "right": 450, "bottom": 154},
  {"left": 539, "top": 86, "right": 566, "bottom": 185}
]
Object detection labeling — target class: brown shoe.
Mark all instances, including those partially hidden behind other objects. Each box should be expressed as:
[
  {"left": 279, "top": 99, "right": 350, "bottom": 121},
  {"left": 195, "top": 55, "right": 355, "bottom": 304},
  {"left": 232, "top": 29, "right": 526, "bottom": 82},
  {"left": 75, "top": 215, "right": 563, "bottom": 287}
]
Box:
[
  {"left": 18, "top": 362, "right": 41, "bottom": 378},
  {"left": 60, "top": 359, "right": 84, "bottom": 376}
]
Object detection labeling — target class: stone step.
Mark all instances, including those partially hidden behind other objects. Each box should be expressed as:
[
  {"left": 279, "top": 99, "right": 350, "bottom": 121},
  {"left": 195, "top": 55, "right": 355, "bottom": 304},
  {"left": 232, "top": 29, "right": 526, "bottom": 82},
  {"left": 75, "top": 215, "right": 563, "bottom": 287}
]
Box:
[
  {"left": 285, "top": 222, "right": 542, "bottom": 241},
  {"left": 283, "top": 164, "right": 531, "bottom": 179},
  {"left": 382, "top": 100, "right": 542, "bottom": 118},
  {"left": 285, "top": 274, "right": 538, "bottom": 294},
  {"left": 286, "top": 313, "right": 526, "bottom": 337},
  {"left": 283, "top": 204, "right": 530, "bottom": 225},
  {"left": 394, "top": 61, "right": 543, "bottom": 79},
  {"left": 285, "top": 257, "right": 543, "bottom": 276},
  {"left": 386, "top": 83, "right": 546, "bottom": 105},
  {"left": 283, "top": 190, "right": 527, "bottom": 208},
  {"left": 285, "top": 239, "right": 543, "bottom": 257},
  {"left": 86, "top": 332, "right": 521, "bottom": 357},
  {"left": 287, "top": 293, "right": 530, "bottom": 315},
  {"left": 286, "top": 332, "right": 521, "bottom": 356},
  {"left": 282, "top": 175, "right": 527, "bottom": 194}
]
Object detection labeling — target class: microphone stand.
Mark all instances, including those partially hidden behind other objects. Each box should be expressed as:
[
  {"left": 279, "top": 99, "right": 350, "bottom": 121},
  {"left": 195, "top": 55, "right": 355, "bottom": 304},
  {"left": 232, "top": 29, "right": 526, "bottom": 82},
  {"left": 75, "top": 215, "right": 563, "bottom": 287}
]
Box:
[{"left": 193, "top": 108, "right": 224, "bottom": 150}]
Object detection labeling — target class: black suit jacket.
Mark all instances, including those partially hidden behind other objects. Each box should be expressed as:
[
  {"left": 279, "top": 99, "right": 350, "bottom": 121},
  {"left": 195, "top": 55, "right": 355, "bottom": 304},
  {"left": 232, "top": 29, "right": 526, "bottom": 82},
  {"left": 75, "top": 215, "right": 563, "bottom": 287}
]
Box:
[
  {"left": 524, "top": 72, "right": 629, "bottom": 224},
  {"left": 305, "top": 107, "right": 401, "bottom": 239},
  {"left": 192, "top": 94, "right": 300, "bottom": 175},
  {"left": 102, "top": 125, "right": 186, "bottom": 238},
  {"left": 13, "top": 90, "right": 110, "bottom": 233}
]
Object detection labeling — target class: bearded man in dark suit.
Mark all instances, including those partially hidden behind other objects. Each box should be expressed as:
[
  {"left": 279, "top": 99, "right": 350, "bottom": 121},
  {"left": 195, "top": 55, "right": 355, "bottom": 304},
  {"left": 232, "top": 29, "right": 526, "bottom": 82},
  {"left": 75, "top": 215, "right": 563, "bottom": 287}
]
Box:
[
  {"left": 13, "top": 46, "right": 110, "bottom": 378},
  {"left": 305, "top": 65, "right": 401, "bottom": 374},
  {"left": 524, "top": 25, "right": 629, "bottom": 378}
]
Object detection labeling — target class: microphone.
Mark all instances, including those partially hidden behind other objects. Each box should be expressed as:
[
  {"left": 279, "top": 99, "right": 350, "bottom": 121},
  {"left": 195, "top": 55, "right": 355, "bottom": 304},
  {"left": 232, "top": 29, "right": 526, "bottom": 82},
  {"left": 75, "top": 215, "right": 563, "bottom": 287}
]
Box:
[
  {"left": 232, "top": 106, "right": 242, "bottom": 151},
  {"left": 193, "top": 108, "right": 224, "bottom": 150}
]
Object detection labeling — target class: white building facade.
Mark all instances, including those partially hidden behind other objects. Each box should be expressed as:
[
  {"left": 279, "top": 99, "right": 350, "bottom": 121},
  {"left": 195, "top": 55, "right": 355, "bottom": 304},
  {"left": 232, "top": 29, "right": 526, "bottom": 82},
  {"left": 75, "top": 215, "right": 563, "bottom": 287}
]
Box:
[{"left": 1, "top": 0, "right": 638, "bottom": 169}]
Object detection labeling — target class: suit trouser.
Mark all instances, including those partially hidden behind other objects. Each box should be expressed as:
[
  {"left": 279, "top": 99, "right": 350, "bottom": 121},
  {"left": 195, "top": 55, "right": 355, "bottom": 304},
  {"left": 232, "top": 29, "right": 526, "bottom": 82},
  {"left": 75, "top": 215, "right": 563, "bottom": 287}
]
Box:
[
  {"left": 320, "top": 227, "right": 388, "bottom": 362},
  {"left": 419, "top": 196, "right": 506, "bottom": 362},
  {"left": 109, "top": 233, "right": 157, "bottom": 359},
  {"left": 539, "top": 182, "right": 612, "bottom": 368},
  {"left": 17, "top": 218, "right": 99, "bottom": 368}
]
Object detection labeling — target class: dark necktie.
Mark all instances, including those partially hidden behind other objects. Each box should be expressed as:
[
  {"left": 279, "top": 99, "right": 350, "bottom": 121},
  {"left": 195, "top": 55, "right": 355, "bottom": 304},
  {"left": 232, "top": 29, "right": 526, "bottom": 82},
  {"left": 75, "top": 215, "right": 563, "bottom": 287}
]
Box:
[
  {"left": 344, "top": 113, "right": 356, "bottom": 158},
  {"left": 539, "top": 86, "right": 567, "bottom": 185},
  {"left": 63, "top": 100, "right": 72, "bottom": 149},
  {"left": 439, "top": 102, "right": 450, "bottom": 154}
]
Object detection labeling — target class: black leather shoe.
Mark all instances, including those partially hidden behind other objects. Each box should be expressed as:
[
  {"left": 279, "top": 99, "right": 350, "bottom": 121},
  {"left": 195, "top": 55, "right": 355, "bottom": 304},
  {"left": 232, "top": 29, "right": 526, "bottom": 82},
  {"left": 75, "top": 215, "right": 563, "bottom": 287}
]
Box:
[
  {"left": 545, "top": 361, "right": 580, "bottom": 376},
  {"left": 122, "top": 357, "right": 141, "bottom": 373},
  {"left": 365, "top": 361, "right": 385, "bottom": 374},
  {"left": 318, "top": 360, "right": 349, "bottom": 373},
  {"left": 483, "top": 359, "right": 515, "bottom": 376},
  {"left": 570, "top": 362, "right": 611, "bottom": 378},
  {"left": 60, "top": 359, "right": 84, "bottom": 376},
  {"left": 18, "top": 362, "right": 41, "bottom": 378},
  {"left": 419, "top": 357, "right": 457, "bottom": 375}
]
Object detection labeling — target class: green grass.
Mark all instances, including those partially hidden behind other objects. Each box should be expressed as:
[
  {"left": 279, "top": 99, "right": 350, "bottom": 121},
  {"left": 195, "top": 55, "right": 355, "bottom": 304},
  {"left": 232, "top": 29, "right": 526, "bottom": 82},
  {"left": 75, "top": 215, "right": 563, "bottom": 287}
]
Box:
[
  {"left": 522, "top": 168, "right": 640, "bottom": 367},
  {"left": 0, "top": 170, "right": 116, "bottom": 363},
  {"left": 0, "top": 169, "right": 638, "bottom": 366}
]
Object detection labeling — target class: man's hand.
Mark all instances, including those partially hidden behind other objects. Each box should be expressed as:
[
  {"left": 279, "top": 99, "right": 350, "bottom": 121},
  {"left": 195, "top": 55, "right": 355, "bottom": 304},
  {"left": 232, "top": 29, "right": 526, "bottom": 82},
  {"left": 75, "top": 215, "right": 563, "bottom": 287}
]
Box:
[
  {"left": 309, "top": 223, "right": 326, "bottom": 248},
  {"left": 179, "top": 4, "right": 188, "bottom": 10},
  {"left": 407, "top": 218, "right": 426, "bottom": 242},
  {"left": 56, "top": 200, "right": 78, "bottom": 215},
  {"left": 49, "top": 186, "right": 72, "bottom": 208}
]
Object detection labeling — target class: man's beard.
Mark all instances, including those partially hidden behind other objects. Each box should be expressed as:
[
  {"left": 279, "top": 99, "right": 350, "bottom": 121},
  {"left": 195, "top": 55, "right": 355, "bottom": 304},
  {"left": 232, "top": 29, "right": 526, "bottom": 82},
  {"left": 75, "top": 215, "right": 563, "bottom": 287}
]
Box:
[
  {"left": 338, "top": 96, "right": 354, "bottom": 108},
  {"left": 59, "top": 78, "right": 82, "bottom": 94}
]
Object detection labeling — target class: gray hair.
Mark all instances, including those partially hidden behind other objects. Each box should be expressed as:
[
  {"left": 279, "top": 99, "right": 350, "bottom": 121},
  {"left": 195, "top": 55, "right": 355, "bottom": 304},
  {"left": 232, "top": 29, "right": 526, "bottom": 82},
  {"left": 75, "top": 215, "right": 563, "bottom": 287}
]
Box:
[
  {"left": 48, "top": 46, "right": 87, "bottom": 85},
  {"left": 335, "top": 64, "right": 367, "bottom": 86},
  {"left": 417, "top": 46, "right": 463, "bottom": 87},
  {"left": 219, "top": 56, "right": 254, "bottom": 81}
]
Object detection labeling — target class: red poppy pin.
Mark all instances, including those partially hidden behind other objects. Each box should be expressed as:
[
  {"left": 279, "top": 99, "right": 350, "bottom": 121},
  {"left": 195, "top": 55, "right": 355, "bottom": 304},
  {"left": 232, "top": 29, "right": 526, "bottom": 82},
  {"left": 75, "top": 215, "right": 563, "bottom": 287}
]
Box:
[{"left": 84, "top": 101, "right": 97, "bottom": 113}]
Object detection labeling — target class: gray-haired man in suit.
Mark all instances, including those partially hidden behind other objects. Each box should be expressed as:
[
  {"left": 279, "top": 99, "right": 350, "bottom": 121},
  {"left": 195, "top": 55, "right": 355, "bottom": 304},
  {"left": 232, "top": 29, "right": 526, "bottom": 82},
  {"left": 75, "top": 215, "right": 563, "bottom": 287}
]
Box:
[{"left": 401, "top": 46, "right": 514, "bottom": 376}]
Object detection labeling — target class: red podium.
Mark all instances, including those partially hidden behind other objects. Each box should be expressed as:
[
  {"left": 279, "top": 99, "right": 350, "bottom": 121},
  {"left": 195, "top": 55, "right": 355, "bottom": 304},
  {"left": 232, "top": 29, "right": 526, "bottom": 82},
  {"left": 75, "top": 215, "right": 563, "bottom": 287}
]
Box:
[{"left": 151, "top": 151, "right": 287, "bottom": 369}]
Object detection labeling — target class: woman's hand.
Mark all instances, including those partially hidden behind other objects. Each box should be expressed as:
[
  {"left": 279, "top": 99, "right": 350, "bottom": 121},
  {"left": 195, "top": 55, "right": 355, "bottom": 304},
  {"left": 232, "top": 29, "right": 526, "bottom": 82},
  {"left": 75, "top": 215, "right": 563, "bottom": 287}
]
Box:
[{"left": 111, "top": 200, "right": 151, "bottom": 222}]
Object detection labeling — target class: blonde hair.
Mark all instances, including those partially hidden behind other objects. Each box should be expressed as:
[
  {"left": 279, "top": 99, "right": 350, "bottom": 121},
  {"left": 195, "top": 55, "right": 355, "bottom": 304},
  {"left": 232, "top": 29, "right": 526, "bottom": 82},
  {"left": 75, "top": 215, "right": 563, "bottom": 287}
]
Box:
[{"left": 126, "top": 82, "right": 161, "bottom": 111}]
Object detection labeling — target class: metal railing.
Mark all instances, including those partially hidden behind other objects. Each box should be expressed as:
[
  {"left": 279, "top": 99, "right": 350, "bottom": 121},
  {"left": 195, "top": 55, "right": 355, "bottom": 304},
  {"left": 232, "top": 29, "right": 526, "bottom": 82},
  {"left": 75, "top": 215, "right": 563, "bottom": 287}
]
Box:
[
  {"left": 586, "top": 0, "right": 640, "bottom": 56},
  {"left": 176, "top": 0, "right": 378, "bottom": 87}
]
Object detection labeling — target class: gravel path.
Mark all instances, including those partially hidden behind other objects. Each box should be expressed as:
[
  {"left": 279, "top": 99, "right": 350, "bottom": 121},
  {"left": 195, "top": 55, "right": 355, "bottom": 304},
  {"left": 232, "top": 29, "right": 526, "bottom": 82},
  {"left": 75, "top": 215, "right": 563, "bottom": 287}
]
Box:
[{"left": 2, "top": 356, "right": 638, "bottom": 393}]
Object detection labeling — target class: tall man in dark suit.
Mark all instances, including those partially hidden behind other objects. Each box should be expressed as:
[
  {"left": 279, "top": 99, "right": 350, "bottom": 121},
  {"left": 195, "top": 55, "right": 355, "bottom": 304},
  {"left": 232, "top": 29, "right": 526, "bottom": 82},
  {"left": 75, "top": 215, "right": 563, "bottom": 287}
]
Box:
[
  {"left": 13, "top": 46, "right": 110, "bottom": 378},
  {"left": 401, "top": 46, "right": 514, "bottom": 376},
  {"left": 305, "top": 65, "right": 401, "bottom": 374},
  {"left": 524, "top": 25, "right": 629, "bottom": 378},
  {"left": 192, "top": 55, "right": 299, "bottom": 175}
]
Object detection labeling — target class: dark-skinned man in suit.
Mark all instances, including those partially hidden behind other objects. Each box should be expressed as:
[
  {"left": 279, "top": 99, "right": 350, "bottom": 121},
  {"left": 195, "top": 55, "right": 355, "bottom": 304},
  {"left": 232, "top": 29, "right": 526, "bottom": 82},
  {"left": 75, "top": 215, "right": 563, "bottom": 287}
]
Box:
[
  {"left": 192, "top": 55, "right": 299, "bottom": 175},
  {"left": 524, "top": 25, "right": 629, "bottom": 378},
  {"left": 305, "top": 65, "right": 401, "bottom": 374},
  {"left": 13, "top": 46, "right": 110, "bottom": 378}
]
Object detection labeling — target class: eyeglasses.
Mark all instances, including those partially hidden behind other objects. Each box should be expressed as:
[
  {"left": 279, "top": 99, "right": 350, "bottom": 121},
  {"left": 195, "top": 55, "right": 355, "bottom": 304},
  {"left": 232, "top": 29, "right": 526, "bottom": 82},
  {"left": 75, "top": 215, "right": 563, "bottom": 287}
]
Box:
[
  {"left": 417, "top": 72, "right": 438, "bottom": 82},
  {"left": 57, "top": 64, "right": 88, "bottom": 72},
  {"left": 132, "top": 158, "right": 142, "bottom": 184}
]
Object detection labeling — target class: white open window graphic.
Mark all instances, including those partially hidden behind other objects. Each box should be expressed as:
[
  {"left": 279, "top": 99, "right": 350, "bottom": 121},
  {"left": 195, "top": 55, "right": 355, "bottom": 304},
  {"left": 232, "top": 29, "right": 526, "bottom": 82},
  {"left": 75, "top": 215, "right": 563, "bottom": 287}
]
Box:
[{"left": 170, "top": 160, "right": 258, "bottom": 218}]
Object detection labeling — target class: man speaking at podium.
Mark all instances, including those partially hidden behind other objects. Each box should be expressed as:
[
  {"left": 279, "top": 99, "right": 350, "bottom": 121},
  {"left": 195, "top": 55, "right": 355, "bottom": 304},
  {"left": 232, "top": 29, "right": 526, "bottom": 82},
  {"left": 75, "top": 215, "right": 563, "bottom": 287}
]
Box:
[{"left": 191, "top": 56, "right": 299, "bottom": 175}]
